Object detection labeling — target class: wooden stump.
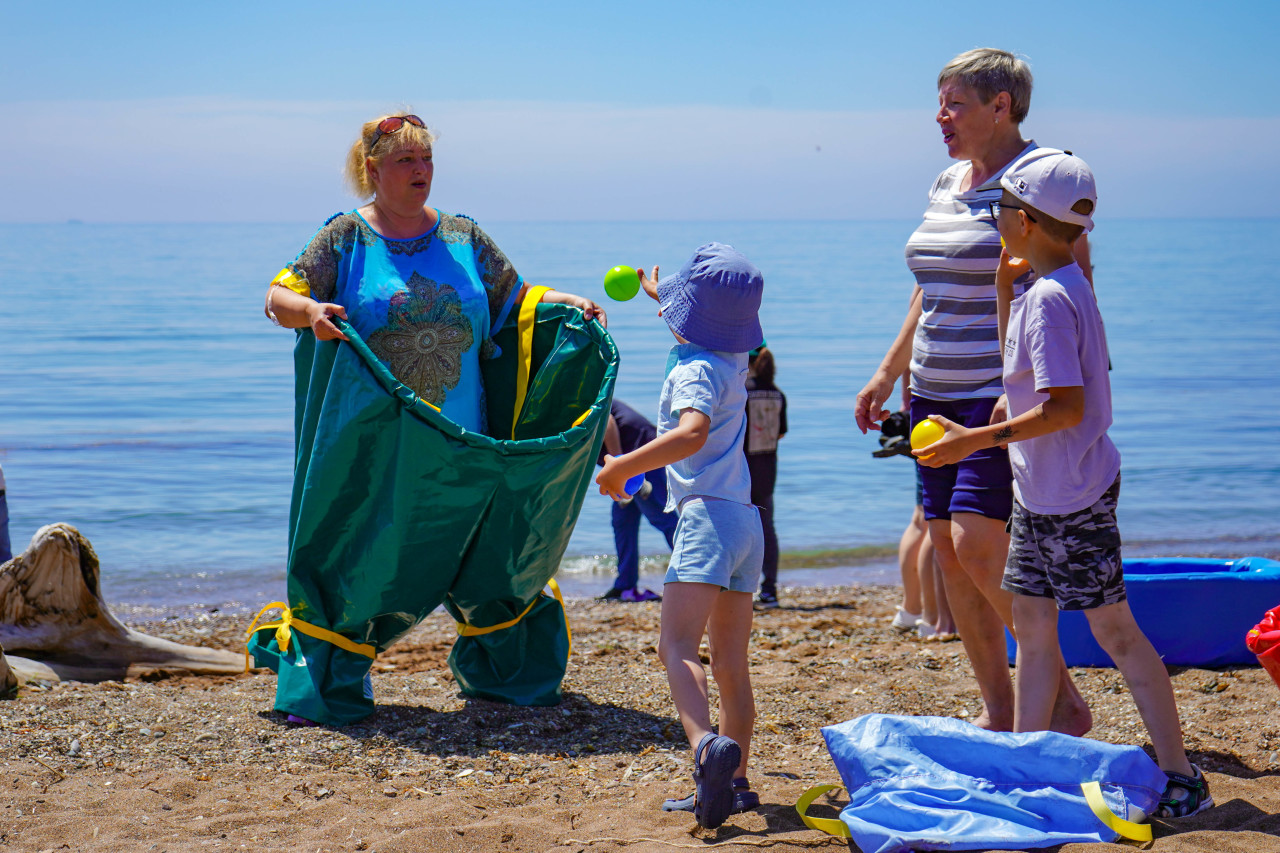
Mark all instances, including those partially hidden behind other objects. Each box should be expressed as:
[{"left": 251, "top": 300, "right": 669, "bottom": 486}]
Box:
[
  {"left": 0, "top": 641, "right": 15, "bottom": 698},
  {"left": 0, "top": 523, "right": 243, "bottom": 689}
]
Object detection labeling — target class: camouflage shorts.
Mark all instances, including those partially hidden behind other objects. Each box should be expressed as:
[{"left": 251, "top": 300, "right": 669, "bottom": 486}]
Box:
[{"left": 1002, "top": 477, "right": 1124, "bottom": 611}]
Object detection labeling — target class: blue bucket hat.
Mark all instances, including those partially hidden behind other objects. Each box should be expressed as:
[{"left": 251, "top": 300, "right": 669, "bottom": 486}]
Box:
[{"left": 656, "top": 242, "right": 764, "bottom": 353}]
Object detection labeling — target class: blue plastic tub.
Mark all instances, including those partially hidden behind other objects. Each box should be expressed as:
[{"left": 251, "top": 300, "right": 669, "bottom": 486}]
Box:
[{"left": 1005, "top": 557, "right": 1280, "bottom": 668}]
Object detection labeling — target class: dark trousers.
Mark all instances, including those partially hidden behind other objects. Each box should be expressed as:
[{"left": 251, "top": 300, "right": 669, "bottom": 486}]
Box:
[
  {"left": 611, "top": 469, "right": 678, "bottom": 590},
  {"left": 747, "top": 453, "right": 779, "bottom": 594}
]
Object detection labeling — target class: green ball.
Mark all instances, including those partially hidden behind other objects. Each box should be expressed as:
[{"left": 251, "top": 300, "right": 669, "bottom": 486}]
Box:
[{"left": 603, "top": 265, "right": 640, "bottom": 301}]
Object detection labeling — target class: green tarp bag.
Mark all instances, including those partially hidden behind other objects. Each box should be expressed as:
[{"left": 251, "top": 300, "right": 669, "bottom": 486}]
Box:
[{"left": 248, "top": 288, "right": 618, "bottom": 726}]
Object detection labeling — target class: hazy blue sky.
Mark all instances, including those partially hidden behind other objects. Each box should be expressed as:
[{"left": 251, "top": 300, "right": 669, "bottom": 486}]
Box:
[{"left": 3, "top": 0, "right": 1276, "bottom": 223}]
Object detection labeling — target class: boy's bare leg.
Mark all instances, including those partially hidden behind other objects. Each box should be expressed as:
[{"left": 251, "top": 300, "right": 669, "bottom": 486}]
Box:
[
  {"left": 929, "top": 516, "right": 1014, "bottom": 730},
  {"left": 1011, "top": 593, "right": 1061, "bottom": 732},
  {"left": 1085, "top": 601, "right": 1194, "bottom": 776},
  {"left": 951, "top": 512, "right": 1093, "bottom": 736},
  {"left": 657, "top": 581, "right": 727, "bottom": 752},
  {"left": 707, "top": 590, "right": 756, "bottom": 778}
]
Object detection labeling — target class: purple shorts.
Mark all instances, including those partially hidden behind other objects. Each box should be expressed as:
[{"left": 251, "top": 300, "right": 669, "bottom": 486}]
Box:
[{"left": 911, "top": 396, "right": 1013, "bottom": 523}]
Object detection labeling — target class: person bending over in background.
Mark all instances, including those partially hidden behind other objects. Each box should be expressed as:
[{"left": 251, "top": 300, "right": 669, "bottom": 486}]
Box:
[{"left": 598, "top": 400, "right": 677, "bottom": 602}]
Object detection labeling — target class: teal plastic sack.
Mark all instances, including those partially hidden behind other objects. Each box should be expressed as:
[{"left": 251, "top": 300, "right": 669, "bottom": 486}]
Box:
[
  {"left": 248, "top": 295, "right": 617, "bottom": 725},
  {"left": 803, "top": 714, "right": 1167, "bottom": 853}
]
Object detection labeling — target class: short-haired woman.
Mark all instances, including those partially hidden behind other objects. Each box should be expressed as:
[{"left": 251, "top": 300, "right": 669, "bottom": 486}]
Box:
[{"left": 854, "top": 50, "right": 1091, "bottom": 734}]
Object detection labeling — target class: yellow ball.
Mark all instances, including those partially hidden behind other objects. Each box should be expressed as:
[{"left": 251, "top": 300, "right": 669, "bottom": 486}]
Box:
[{"left": 910, "top": 419, "right": 945, "bottom": 451}]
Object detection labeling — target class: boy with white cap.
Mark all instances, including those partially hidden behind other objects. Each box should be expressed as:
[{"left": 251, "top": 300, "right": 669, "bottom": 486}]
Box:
[
  {"left": 915, "top": 149, "right": 1212, "bottom": 818},
  {"left": 596, "top": 243, "right": 765, "bottom": 830}
]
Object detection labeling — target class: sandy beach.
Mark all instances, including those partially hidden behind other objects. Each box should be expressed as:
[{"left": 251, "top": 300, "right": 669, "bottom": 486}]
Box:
[{"left": 3, "top": 584, "right": 1279, "bottom": 852}]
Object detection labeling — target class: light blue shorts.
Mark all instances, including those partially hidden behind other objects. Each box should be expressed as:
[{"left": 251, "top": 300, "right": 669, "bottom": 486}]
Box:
[{"left": 664, "top": 497, "right": 764, "bottom": 592}]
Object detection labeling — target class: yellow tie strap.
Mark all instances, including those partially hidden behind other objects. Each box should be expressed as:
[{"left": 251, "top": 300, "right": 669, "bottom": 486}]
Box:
[
  {"left": 270, "top": 267, "right": 311, "bottom": 297},
  {"left": 795, "top": 784, "right": 851, "bottom": 838},
  {"left": 1082, "top": 781, "right": 1153, "bottom": 843},
  {"left": 796, "top": 781, "right": 1152, "bottom": 844},
  {"left": 512, "top": 285, "right": 552, "bottom": 437},
  {"left": 244, "top": 601, "right": 376, "bottom": 671},
  {"left": 455, "top": 578, "right": 573, "bottom": 657}
]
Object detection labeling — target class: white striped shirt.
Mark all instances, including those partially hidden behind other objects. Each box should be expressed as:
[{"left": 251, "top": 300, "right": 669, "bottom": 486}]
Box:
[{"left": 905, "top": 143, "right": 1036, "bottom": 400}]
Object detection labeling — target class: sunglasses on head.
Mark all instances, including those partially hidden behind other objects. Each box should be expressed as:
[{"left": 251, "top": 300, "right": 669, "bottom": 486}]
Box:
[{"left": 367, "top": 115, "right": 425, "bottom": 153}]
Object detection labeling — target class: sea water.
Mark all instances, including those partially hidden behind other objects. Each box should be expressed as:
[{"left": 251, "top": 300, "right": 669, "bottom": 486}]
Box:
[{"left": 1, "top": 219, "right": 1277, "bottom": 609}]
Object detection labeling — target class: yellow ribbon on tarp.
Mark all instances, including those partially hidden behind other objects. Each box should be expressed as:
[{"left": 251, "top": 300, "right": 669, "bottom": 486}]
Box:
[
  {"left": 270, "top": 267, "right": 311, "bottom": 297},
  {"left": 455, "top": 578, "right": 573, "bottom": 657},
  {"left": 512, "top": 285, "right": 552, "bottom": 437},
  {"left": 795, "top": 781, "right": 1153, "bottom": 844},
  {"left": 1082, "top": 781, "right": 1154, "bottom": 843},
  {"left": 244, "top": 601, "right": 376, "bottom": 671},
  {"left": 509, "top": 285, "right": 599, "bottom": 435},
  {"left": 795, "top": 784, "right": 851, "bottom": 838}
]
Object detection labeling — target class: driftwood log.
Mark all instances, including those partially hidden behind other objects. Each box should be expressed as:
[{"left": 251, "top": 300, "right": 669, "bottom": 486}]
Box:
[
  {"left": 0, "top": 523, "right": 243, "bottom": 690},
  {"left": 0, "top": 641, "right": 14, "bottom": 698}
]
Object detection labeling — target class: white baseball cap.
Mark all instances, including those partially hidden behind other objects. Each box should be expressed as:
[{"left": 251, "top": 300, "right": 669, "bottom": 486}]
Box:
[{"left": 1000, "top": 148, "right": 1097, "bottom": 233}]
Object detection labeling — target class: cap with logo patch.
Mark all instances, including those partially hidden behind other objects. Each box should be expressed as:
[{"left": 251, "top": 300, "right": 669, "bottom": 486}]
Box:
[{"left": 1000, "top": 148, "right": 1097, "bottom": 233}]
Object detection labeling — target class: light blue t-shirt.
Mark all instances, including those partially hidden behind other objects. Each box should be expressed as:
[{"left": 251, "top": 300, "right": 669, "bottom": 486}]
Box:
[
  {"left": 657, "top": 343, "right": 752, "bottom": 512},
  {"left": 1003, "top": 262, "right": 1121, "bottom": 515}
]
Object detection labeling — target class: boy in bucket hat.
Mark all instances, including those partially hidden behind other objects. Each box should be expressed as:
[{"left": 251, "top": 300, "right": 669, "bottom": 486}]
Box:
[
  {"left": 915, "top": 149, "right": 1212, "bottom": 819},
  {"left": 597, "top": 242, "right": 765, "bottom": 829}
]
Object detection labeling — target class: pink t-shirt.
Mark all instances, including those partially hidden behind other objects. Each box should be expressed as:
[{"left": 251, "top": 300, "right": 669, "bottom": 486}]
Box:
[{"left": 1003, "top": 262, "right": 1121, "bottom": 515}]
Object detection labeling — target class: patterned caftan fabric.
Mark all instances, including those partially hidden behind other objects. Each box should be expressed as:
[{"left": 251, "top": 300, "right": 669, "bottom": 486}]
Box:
[{"left": 285, "top": 210, "right": 522, "bottom": 433}]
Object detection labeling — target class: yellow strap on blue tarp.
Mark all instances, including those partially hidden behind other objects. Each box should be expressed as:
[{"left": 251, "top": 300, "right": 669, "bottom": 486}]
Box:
[
  {"left": 270, "top": 267, "right": 311, "bottom": 297},
  {"left": 455, "top": 578, "right": 573, "bottom": 657},
  {"left": 512, "top": 285, "right": 552, "bottom": 437},
  {"left": 244, "top": 601, "right": 376, "bottom": 671},
  {"left": 795, "top": 784, "right": 851, "bottom": 838},
  {"left": 796, "top": 781, "right": 1152, "bottom": 844},
  {"left": 1082, "top": 781, "right": 1153, "bottom": 843}
]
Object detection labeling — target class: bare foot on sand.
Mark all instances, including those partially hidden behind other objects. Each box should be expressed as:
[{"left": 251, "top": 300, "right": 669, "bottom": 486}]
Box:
[
  {"left": 970, "top": 705, "right": 1012, "bottom": 732},
  {"left": 971, "top": 659, "right": 1093, "bottom": 736},
  {"left": 971, "top": 694, "right": 1092, "bottom": 736},
  {"left": 1049, "top": 691, "right": 1093, "bottom": 737}
]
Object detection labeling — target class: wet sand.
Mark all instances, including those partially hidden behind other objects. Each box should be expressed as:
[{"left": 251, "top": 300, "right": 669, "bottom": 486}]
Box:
[{"left": 2, "top": 584, "right": 1278, "bottom": 852}]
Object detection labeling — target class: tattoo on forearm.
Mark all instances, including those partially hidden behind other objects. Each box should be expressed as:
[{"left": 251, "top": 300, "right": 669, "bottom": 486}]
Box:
[{"left": 992, "top": 426, "right": 1013, "bottom": 444}]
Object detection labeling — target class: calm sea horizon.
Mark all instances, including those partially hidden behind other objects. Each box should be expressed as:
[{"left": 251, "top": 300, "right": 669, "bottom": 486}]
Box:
[{"left": 2, "top": 218, "right": 1278, "bottom": 611}]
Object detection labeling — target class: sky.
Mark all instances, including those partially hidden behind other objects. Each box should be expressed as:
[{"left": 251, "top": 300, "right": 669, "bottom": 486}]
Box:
[{"left": 2, "top": 0, "right": 1277, "bottom": 223}]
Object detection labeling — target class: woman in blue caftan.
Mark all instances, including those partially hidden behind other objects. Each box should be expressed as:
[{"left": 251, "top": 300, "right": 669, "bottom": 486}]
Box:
[{"left": 260, "top": 113, "right": 607, "bottom": 725}]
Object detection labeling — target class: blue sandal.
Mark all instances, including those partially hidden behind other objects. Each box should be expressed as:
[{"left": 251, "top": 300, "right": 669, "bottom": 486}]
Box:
[
  {"left": 689, "top": 733, "right": 741, "bottom": 829},
  {"left": 1155, "top": 765, "right": 1214, "bottom": 818},
  {"left": 662, "top": 777, "right": 759, "bottom": 814}
]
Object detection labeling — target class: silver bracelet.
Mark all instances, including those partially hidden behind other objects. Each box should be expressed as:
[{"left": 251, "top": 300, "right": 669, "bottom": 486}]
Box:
[{"left": 266, "top": 284, "right": 283, "bottom": 327}]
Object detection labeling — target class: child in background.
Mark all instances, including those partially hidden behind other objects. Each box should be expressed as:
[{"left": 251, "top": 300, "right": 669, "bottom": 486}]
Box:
[
  {"left": 917, "top": 149, "right": 1212, "bottom": 817},
  {"left": 0, "top": 463, "right": 11, "bottom": 564},
  {"left": 744, "top": 345, "right": 786, "bottom": 608},
  {"left": 597, "top": 243, "right": 765, "bottom": 830}
]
